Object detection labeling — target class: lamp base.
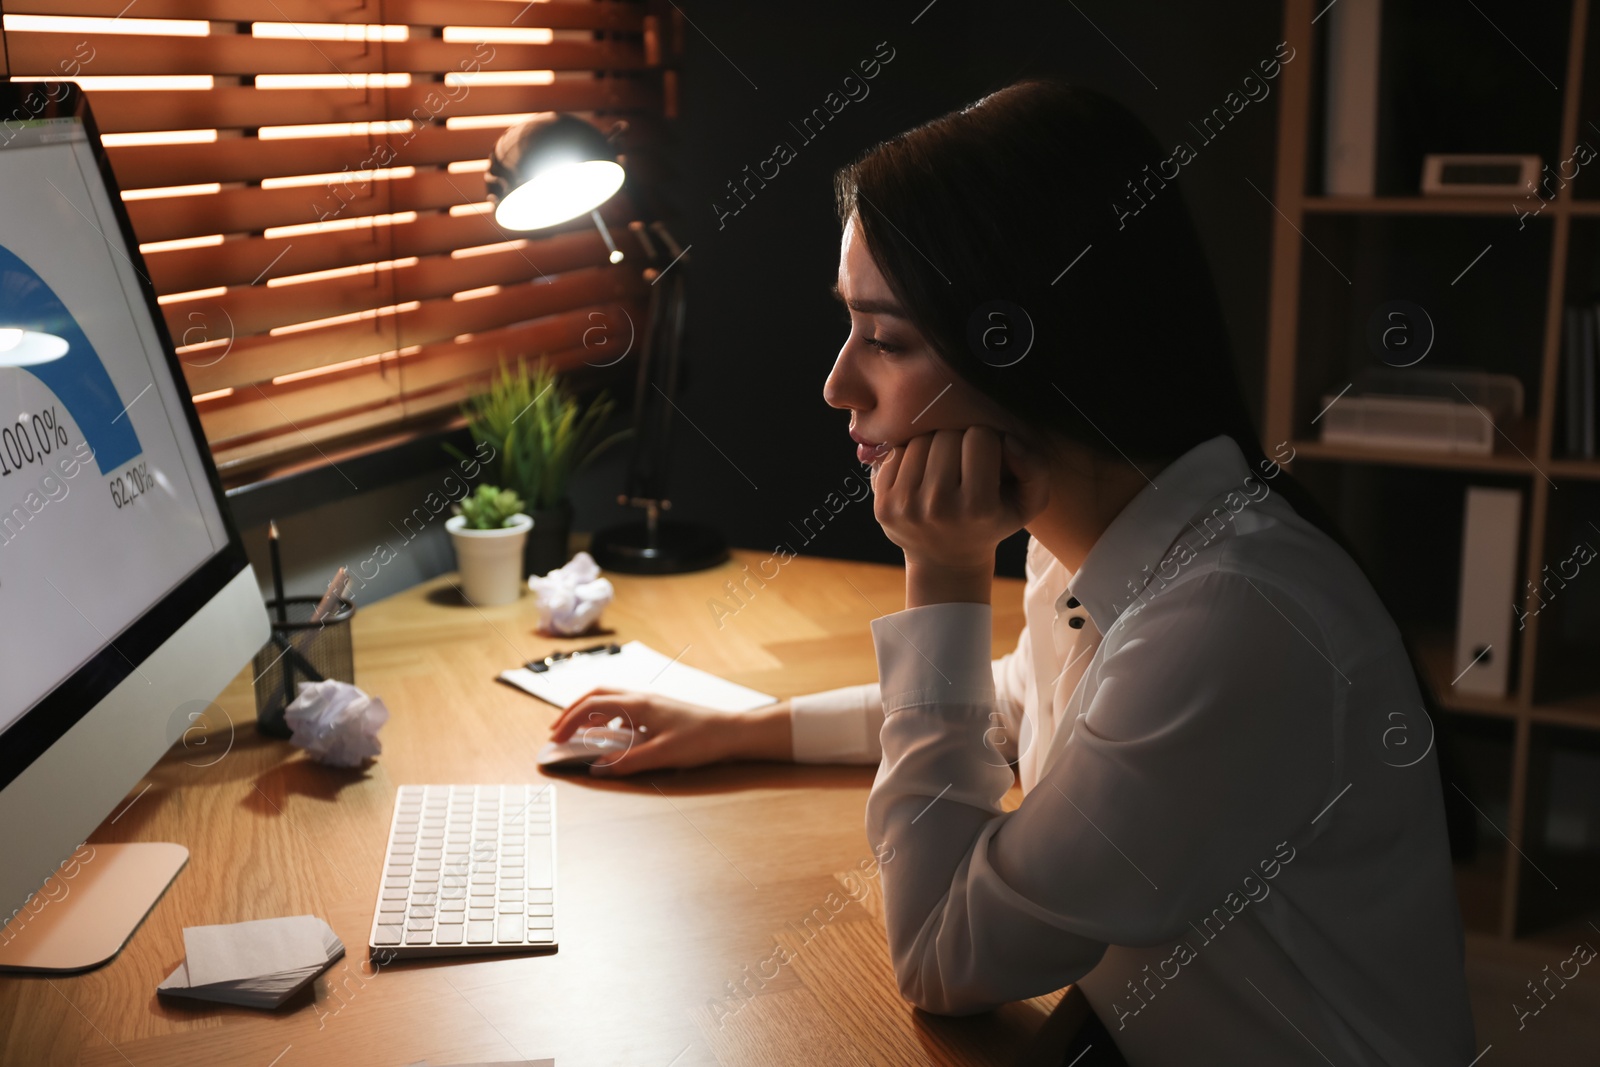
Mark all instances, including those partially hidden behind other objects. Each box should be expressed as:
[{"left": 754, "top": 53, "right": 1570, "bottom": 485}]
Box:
[{"left": 589, "top": 518, "right": 728, "bottom": 575}]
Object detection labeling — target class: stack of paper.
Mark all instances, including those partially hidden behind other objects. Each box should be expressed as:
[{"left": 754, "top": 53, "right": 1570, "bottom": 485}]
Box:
[
  {"left": 498, "top": 639, "right": 776, "bottom": 712},
  {"left": 157, "top": 915, "right": 344, "bottom": 1009}
]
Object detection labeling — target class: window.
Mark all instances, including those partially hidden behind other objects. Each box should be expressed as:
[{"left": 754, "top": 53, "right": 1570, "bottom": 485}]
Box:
[{"left": 1, "top": 0, "right": 669, "bottom": 482}]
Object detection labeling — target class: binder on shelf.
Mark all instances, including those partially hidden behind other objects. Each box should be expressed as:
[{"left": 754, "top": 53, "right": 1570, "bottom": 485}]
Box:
[
  {"left": 1323, "top": 0, "right": 1383, "bottom": 195},
  {"left": 1564, "top": 304, "right": 1582, "bottom": 457},
  {"left": 1453, "top": 486, "right": 1523, "bottom": 697},
  {"left": 1586, "top": 304, "right": 1598, "bottom": 459}
]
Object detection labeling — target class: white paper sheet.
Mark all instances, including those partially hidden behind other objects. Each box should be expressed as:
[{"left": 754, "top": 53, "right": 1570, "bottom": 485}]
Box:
[{"left": 499, "top": 640, "right": 776, "bottom": 712}]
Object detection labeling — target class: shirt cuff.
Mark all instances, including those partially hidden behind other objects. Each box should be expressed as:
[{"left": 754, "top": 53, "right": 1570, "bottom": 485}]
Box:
[
  {"left": 789, "top": 683, "right": 878, "bottom": 763},
  {"left": 870, "top": 602, "right": 995, "bottom": 714}
]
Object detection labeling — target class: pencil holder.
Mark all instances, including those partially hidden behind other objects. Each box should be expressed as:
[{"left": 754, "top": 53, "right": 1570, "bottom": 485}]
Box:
[{"left": 253, "top": 595, "right": 356, "bottom": 738}]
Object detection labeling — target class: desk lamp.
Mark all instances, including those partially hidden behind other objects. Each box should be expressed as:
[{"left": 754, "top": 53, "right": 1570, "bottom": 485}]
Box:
[
  {"left": 485, "top": 114, "right": 727, "bottom": 575},
  {"left": 0, "top": 328, "right": 69, "bottom": 365}
]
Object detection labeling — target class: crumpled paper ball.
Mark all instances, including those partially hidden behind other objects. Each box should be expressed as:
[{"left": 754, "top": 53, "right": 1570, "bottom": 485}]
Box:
[
  {"left": 283, "top": 679, "right": 389, "bottom": 767},
  {"left": 528, "top": 550, "right": 614, "bottom": 636}
]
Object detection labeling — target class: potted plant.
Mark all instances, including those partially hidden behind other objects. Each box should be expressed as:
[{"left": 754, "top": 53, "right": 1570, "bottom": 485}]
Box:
[
  {"left": 445, "top": 484, "right": 531, "bottom": 606},
  {"left": 448, "top": 356, "right": 631, "bottom": 579}
]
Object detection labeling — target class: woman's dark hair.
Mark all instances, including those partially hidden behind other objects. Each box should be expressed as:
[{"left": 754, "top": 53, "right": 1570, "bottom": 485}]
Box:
[{"left": 834, "top": 78, "right": 1476, "bottom": 861}]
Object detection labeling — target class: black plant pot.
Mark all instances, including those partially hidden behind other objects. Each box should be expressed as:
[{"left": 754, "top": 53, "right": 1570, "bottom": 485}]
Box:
[{"left": 523, "top": 497, "right": 575, "bottom": 579}]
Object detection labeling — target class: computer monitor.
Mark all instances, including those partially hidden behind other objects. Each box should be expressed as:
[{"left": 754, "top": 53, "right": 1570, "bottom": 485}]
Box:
[{"left": 0, "top": 81, "right": 269, "bottom": 972}]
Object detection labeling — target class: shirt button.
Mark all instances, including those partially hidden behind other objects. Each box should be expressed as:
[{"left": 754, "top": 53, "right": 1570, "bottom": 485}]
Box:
[
  {"left": 1065, "top": 596, "right": 1080, "bottom": 609},
  {"left": 1067, "top": 616, "right": 1085, "bottom": 629}
]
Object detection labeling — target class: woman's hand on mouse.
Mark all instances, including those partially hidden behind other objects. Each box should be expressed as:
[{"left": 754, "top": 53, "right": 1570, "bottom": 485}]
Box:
[
  {"left": 870, "top": 425, "right": 1050, "bottom": 574},
  {"left": 547, "top": 688, "right": 748, "bottom": 777}
]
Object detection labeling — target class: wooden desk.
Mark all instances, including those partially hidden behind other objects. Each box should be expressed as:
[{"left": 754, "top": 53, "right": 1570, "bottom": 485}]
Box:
[{"left": 0, "top": 548, "right": 1066, "bottom": 1066}]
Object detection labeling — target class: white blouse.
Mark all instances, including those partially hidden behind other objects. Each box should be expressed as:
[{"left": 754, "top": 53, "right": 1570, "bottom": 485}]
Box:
[{"left": 788, "top": 434, "right": 1476, "bottom": 1065}]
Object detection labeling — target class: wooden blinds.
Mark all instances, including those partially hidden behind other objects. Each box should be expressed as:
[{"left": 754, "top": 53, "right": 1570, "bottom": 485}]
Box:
[{"left": 0, "top": 0, "right": 667, "bottom": 481}]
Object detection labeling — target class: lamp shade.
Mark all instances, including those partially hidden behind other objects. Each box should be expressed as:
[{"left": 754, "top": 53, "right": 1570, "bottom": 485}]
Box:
[
  {"left": 0, "top": 328, "right": 68, "bottom": 367},
  {"left": 486, "top": 114, "right": 625, "bottom": 231}
]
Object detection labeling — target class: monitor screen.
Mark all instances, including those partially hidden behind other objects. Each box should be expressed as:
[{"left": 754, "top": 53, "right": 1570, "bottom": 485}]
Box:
[{"left": 0, "top": 84, "right": 245, "bottom": 788}]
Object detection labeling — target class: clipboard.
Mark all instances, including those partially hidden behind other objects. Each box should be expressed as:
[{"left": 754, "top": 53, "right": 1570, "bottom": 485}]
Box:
[{"left": 497, "top": 640, "right": 776, "bottom": 712}]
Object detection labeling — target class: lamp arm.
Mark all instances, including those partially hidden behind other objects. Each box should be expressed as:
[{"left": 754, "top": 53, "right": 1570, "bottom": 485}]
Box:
[
  {"left": 616, "top": 256, "right": 688, "bottom": 507},
  {"left": 649, "top": 221, "right": 685, "bottom": 264},
  {"left": 590, "top": 209, "right": 621, "bottom": 262},
  {"left": 619, "top": 286, "right": 657, "bottom": 502},
  {"left": 654, "top": 267, "right": 689, "bottom": 479}
]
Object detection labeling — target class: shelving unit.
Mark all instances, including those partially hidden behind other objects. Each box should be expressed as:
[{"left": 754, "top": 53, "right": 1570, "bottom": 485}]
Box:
[{"left": 1266, "top": 0, "right": 1600, "bottom": 944}]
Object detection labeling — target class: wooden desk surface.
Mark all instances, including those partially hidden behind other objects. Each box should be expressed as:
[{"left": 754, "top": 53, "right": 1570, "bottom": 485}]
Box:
[{"left": 0, "top": 548, "right": 1064, "bottom": 1067}]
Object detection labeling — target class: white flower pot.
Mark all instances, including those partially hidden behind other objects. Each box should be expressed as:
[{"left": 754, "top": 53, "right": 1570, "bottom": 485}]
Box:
[{"left": 446, "top": 513, "right": 532, "bottom": 606}]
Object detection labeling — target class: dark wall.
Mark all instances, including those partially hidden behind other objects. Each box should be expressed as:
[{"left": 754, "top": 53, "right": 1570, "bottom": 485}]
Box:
[{"left": 633, "top": 0, "right": 1287, "bottom": 578}]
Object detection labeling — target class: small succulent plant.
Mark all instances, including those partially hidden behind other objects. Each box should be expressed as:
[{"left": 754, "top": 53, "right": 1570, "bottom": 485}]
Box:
[{"left": 457, "top": 484, "right": 526, "bottom": 530}]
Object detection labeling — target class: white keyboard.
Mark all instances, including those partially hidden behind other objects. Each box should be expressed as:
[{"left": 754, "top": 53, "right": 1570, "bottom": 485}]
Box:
[{"left": 368, "top": 784, "right": 557, "bottom": 959}]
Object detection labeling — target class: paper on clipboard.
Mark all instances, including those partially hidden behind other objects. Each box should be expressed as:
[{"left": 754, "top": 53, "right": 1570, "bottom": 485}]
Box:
[{"left": 498, "top": 640, "right": 776, "bottom": 712}]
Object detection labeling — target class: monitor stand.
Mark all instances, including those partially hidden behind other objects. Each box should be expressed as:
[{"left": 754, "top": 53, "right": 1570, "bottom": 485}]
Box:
[{"left": 0, "top": 843, "right": 187, "bottom": 974}]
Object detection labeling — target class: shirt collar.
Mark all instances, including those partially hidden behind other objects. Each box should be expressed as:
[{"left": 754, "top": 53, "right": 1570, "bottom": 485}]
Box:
[{"left": 1061, "top": 434, "right": 1258, "bottom": 634}]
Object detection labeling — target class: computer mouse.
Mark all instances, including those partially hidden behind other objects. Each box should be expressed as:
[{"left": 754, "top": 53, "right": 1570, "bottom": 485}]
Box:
[{"left": 535, "top": 726, "right": 637, "bottom": 770}]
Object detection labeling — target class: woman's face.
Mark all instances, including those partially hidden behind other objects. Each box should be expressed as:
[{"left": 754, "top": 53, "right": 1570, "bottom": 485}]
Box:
[{"left": 824, "top": 212, "right": 1016, "bottom": 465}]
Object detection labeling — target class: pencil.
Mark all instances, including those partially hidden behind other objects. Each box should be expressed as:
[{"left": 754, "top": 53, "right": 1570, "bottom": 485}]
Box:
[{"left": 268, "top": 520, "right": 288, "bottom": 624}]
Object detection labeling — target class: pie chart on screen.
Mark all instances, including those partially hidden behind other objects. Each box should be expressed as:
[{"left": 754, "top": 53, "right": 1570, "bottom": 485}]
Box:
[{"left": 0, "top": 242, "right": 143, "bottom": 474}]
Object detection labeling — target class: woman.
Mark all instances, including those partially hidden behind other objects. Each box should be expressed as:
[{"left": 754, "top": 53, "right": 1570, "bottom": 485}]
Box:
[{"left": 548, "top": 79, "right": 1475, "bottom": 1064}]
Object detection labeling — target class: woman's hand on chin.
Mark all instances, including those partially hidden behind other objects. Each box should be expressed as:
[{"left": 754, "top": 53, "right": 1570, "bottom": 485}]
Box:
[{"left": 869, "top": 425, "right": 1050, "bottom": 588}]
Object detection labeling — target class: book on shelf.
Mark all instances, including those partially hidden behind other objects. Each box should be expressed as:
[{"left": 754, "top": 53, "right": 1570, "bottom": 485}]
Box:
[
  {"left": 1580, "top": 307, "right": 1593, "bottom": 460},
  {"left": 1559, "top": 301, "right": 1600, "bottom": 460}
]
